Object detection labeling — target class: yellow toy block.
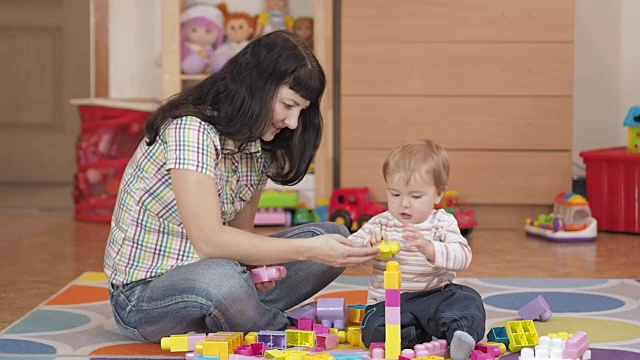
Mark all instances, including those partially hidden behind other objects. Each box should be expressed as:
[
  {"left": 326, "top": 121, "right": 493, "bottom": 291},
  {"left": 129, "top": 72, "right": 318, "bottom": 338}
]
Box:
[
  {"left": 505, "top": 320, "right": 539, "bottom": 353},
  {"left": 304, "top": 352, "right": 333, "bottom": 360},
  {"left": 160, "top": 334, "right": 189, "bottom": 352},
  {"left": 377, "top": 239, "right": 400, "bottom": 259},
  {"left": 548, "top": 332, "right": 572, "bottom": 340},
  {"left": 286, "top": 329, "right": 316, "bottom": 348},
  {"left": 245, "top": 332, "right": 258, "bottom": 344},
  {"left": 264, "top": 349, "right": 286, "bottom": 360},
  {"left": 383, "top": 261, "right": 401, "bottom": 290},
  {"left": 385, "top": 323, "right": 401, "bottom": 360},
  {"left": 196, "top": 340, "right": 229, "bottom": 360},
  {"left": 346, "top": 327, "right": 363, "bottom": 347},
  {"left": 348, "top": 307, "right": 365, "bottom": 324},
  {"left": 285, "top": 349, "right": 310, "bottom": 360}
]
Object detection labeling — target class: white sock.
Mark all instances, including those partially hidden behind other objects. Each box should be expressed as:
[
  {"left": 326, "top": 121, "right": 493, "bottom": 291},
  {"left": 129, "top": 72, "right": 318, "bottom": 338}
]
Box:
[{"left": 450, "top": 330, "right": 476, "bottom": 360}]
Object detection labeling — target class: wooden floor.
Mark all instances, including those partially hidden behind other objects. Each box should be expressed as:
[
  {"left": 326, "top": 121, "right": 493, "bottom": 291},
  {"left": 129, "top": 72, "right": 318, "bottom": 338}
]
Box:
[{"left": 1, "top": 185, "right": 638, "bottom": 330}]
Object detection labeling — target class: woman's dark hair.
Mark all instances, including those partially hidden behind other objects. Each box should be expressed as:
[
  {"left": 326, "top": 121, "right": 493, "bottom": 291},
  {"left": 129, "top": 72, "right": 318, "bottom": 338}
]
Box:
[{"left": 146, "top": 30, "right": 326, "bottom": 185}]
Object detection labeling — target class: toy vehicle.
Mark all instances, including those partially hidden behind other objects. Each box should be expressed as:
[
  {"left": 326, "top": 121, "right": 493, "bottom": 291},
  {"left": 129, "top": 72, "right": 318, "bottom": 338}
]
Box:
[
  {"left": 328, "top": 187, "right": 387, "bottom": 232},
  {"left": 435, "top": 190, "right": 477, "bottom": 237},
  {"left": 524, "top": 192, "right": 598, "bottom": 242}
]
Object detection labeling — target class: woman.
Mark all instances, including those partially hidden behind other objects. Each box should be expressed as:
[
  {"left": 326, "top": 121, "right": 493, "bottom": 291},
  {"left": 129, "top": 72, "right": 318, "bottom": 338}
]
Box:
[{"left": 104, "top": 30, "right": 380, "bottom": 343}]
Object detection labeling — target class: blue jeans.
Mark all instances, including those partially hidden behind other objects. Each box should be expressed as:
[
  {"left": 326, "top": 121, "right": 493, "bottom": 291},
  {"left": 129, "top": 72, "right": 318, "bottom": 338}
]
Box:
[{"left": 109, "top": 222, "right": 348, "bottom": 343}]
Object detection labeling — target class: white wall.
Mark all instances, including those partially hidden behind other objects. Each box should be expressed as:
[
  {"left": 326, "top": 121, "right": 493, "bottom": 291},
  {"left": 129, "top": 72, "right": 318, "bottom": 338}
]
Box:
[
  {"left": 573, "top": 0, "right": 639, "bottom": 176},
  {"left": 108, "top": 0, "right": 313, "bottom": 100}
]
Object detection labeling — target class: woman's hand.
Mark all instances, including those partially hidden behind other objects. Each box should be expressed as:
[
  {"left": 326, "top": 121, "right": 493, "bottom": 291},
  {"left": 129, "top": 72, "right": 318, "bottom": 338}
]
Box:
[{"left": 307, "top": 234, "right": 380, "bottom": 267}]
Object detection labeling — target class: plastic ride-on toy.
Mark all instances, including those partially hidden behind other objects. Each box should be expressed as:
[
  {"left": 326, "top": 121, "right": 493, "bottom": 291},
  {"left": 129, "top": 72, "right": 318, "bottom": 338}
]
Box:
[
  {"left": 328, "top": 187, "right": 387, "bottom": 232},
  {"left": 435, "top": 190, "right": 477, "bottom": 237}
]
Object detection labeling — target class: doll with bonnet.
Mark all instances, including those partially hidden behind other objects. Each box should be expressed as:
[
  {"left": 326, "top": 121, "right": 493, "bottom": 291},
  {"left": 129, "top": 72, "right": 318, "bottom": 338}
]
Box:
[
  {"left": 254, "top": 0, "right": 294, "bottom": 38},
  {"left": 212, "top": 4, "right": 255, "bottom": 72},
  {"left": 180, "top": 3, "right": 225, "bottom": 74}
]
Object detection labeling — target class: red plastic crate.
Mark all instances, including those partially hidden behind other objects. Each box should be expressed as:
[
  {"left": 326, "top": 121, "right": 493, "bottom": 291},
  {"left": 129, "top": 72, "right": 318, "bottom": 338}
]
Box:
[
  {"left": 70, "top": 99, "right": 158, "bottom": 222},
  {"left": 580, "top": 147, "right": 640, "bottom": 234}
]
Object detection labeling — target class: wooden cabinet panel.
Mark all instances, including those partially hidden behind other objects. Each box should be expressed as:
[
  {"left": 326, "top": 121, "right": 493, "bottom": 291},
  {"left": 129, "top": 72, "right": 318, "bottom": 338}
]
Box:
[
  {"left": 340, "top": 148, "right": 572, "bottom": 205},
  {"left": 342, "top": 43, "right": 574, "bottom": 96},
  {"left": 342, "top": 0, "right": 574, "bottom": 43},
  {"left": 341, "top": 96, "right": 572, "bottom": 150}
]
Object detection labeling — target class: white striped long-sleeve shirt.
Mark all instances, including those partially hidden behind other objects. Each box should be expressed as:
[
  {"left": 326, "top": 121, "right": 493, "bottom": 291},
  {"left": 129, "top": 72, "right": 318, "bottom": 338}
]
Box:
[{"left": 348, "top": 209, "right": 472, "bottom": 304}]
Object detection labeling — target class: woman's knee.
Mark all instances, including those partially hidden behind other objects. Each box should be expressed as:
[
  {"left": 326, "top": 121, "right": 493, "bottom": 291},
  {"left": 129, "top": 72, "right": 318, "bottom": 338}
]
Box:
[{"left": 312, "top": 222, "right": 350, "bottom": 237}]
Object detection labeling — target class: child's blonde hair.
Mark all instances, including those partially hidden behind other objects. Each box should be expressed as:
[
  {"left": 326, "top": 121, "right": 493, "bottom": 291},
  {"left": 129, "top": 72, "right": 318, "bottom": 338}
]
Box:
[{"left": 382, "top": 139, "right": 450, "bottom": 193}]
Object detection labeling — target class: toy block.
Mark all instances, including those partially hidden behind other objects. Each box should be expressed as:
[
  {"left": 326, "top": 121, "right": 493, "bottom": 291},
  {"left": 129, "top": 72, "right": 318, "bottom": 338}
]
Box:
[
  {"left": 317, "top": 333, "right": 340, "bottom": 349},
  {"left": 229, "top": 355, "right": 258, "bottom": 360},
  {"left": 583, "top": 349, "right": 592, "bottom": 360},
  {"left": 518, "top": 295, "right": 552, "bottom": 321},
  {"left": 245, "top": 332, "right": 258, "bottom": 344},
  {"left": 385, "top": 289, "right": 401, "bottom": 307},
  {"left": 415, "top": 340, "right": 448, "bottom": 358},
  {"left": 317, "top": 298, "right": 347, "bottom": 330},
  {"left": 471, "top": 349, "right": 493, "bottom": 360},
  {"left": 416, "top": 357, "right": 444, "bottom": 360},
  {"left": 486, "top": 326, "right": 509, "bottom": 348},
  {"left": 505, "top": 320, "right": 539, "bottom": 353},
  {"left": 482, "top": 342, "right": 506, "bottom": 355},
  {"left": 195, "top": 340, "right": 230, "bottom": 360},
  {"left": 333, "top": 355, "right": 366, "bottom": 360},
  {"left": 548, "top": 331, "right": 572, "bottom": 340},
  {"left": 385, "top": 324, "right": 401, "bottom": 360},
  {"left": 346, "top": 327, "right": 363, "bottom": 347},
  {"left": 298, "top": 318, "right": 315, "bottom": 331},
  {"left": 348, "top": 304, "right": 367, "bottom": 324},
  {"left": 385, "top": 305, "right": 401, "bottom": 324},
  {"left": 383, "top": 261, "right": 401, "bottom": 290},
  {"left": 329, "top": 328, "right": 347, "bottom": 342},
  {"left": 285, "top": 349, "right": 310, "bottom": 360},
  {"left": 399, "top": 356, "right": 412, "bottom": 360},
  {"left": 401, "top": 349, "right": 415, "bottom": 359},
  {"left": 563, "top": 331, "right": 590, "bottom": 359},
  {"left": 371, "top": 347, "right": 385, "bottom": 360},
  {"left": 250, "top": 265, "right": 287, "bottom": 283},
  {"left": 286, "top": 329, "right": 316, "bottom": 348},
  {"left": 185, "top": 352, "right": 198, "bottom": 360},
  {"left": 161, "top": 332, "right": 208, "bottom": 352},
  {"left": 264, "top": 349, "right": 286, "bottom": 360},
  {"left": 257, "top": 330, "right": 287, "bottom": 350},
  {"left": 369, "top": 342, "right": 385, "bottom": 351},
  {"left": 377, "top": 240, "right": 400, "bottom": 259},
  {"left": 474, "top": 343, "right": 500, "bottom": 358},
  {"left": 288, "top": 302, "right": 318, "bottom": 320},
  {"left": 304, "top": 351, "right": 333, "bottom": 360}
]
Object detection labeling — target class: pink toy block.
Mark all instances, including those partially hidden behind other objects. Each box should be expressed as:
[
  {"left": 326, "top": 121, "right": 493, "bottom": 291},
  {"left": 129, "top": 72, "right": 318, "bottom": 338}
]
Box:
[
  {"left": 471, "top": 349, "right": 494, "bottom": 360},
  {"left": 385, "top": 306, "right": 401, "bottom": 324},
  {"left": 399, "top": 356, "right": 413, "bottom": 360},
  {"left": 298, "top": 318, "right": 314, "bottom": 331},
  {"left": 563, "top": 331, "right": 590, "bottom": 359},
  {"left": 400, "top": 349, "right": 415, "bottom": 359},
  {"left": 414, "top": 340, "right": 448, "bottom": 358},
  {"left": 317, "top": 333, "right": 340, "bottom": 350},
  {"left": 385, "top": 289, "right": 401, "bottom": 307},
  {"left": 185, "top": 352, "right": 197, "bottom": 360},
  {"left": 250, "top": 265, "right": 287, "bottom": 284},
  {"left": 369, "top": 342, "right": 385, "bottom": 351},
  {"left": 254, "top": 208, "right": 292, "bottom": 226},
  {"left": 474, "top": 344, "right": 501, "bottom": 358},
  {"left": 371, "top": 347, "right": 385, "bottom": 359},
  {"left": 317, "top": 298, "right": 347, "bottom": 330},
  {"left": 518, "top": 294, "right": 552, "bottom": 321}
]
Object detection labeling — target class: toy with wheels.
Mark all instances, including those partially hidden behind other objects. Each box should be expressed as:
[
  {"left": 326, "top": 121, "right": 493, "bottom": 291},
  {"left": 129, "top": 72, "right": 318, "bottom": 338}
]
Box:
[
  {"left": 525, "top": 192, "right": 598, "bottom": 242},
  {"left": 435, "top": 190, "right": 477, "bottom": 237},
  {"left": 328, "top": 188, "right": 387, "bottom": 232}
]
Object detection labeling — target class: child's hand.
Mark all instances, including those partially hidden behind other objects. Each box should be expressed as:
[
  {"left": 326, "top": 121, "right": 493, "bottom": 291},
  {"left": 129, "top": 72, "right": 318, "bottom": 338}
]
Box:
[
  {"left": 402, "top": 225, "right": 430, "bottom": 254},
  {"left": 255, "top": 281, "right": 276, "bottom": 292},
  {"left": 368, "top": 227, "right": 384, "bottom": 247}
]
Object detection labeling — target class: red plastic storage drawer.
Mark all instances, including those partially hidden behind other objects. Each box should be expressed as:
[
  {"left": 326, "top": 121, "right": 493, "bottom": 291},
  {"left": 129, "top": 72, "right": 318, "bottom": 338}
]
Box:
[
  {"left": 70, "top": 98, "right": 158, "bottom": 222},
  {"left": 580, "top": 147, "right": 640, "bottom": 234}
]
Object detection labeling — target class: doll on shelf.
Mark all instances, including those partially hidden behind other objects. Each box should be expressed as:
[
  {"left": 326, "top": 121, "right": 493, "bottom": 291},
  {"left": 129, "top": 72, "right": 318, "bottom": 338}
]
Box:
[
  {"left": 293, "top": 17, "right": 313, "bottom": 50},
  {"left": 253, "top": 0, "right": 294, "bottom": 38},
  {"left": 212, "top": 4, "right": 255, "bottom": 72},
  {"left": 180, "top": 3, "right": 225, "bottom": 74}
]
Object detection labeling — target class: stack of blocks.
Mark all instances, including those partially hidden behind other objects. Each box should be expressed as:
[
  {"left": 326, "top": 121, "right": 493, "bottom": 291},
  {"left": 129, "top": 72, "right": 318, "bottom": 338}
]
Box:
[{"left": 383, "top": 261, "right": 401, "bottom": 360}]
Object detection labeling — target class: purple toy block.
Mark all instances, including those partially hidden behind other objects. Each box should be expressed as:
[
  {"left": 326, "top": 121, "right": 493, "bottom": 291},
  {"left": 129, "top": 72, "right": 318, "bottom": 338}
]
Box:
[
  {"left": 187, "top": 333, "right": 208, "bottom": 351},
  {"left": 250, "top": 265, "right": 287, "bottom": 284},
  {"left": 317, "top": 298, "right": 347, "bottom": 330},
  {"left": 518, "top": 294, "right": 552, "bottom": 321},
  {"left": 257, "top": 330, "right": 287, "bottom": 350},
  {"left": 298, "top": 317, "right": 314, "bottom": 331},
  {"left": 471, "top": 349, "right": 494, "bottom": 360},
  {"left": 385, "top": 289, "right": 401, "bottom": 307},
  {"left": 384, "top": 306, "right": 401, "bottom": 324},
  {"left": 400, "top": 349, "right": 415, "bottom": 359},
  {"left": 288, "top": 302, "right": 318, "bottom": 320},
  {"left": 371, "top": 347, "right": 385, "bottom": 359}
]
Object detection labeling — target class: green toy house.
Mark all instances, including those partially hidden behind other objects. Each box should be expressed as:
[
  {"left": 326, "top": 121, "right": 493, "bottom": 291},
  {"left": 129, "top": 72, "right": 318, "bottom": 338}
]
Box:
[{"left": 624, "top": 106, "right": 640, "bottom": 153}]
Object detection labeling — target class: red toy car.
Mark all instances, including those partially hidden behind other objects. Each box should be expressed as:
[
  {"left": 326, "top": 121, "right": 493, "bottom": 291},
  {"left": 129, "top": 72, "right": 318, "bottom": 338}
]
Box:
[
  {"left": 435, "top": 190, "right": 477, "bottom": 237},
  {"left": 329, "top": 187, "right": 387, "bottom": 232}
]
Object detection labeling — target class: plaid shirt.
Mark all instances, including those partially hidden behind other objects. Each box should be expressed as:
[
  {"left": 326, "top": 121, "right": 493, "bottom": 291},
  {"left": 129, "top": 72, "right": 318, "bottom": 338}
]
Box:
[{"left": 104, "top": 116, "right": 270, "bottom": 286}]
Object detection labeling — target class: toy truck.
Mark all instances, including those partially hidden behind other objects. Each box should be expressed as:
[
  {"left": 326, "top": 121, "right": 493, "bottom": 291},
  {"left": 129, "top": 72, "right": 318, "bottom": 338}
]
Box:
[{"left": 328, "top": 187, "right": 387, "bottom": 232}]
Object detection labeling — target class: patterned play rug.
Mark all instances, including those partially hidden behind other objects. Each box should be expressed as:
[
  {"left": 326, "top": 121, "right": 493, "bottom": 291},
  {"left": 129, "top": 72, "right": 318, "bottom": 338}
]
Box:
[{"left": 1, "top": 273, "right": 640, "bottom": 359}]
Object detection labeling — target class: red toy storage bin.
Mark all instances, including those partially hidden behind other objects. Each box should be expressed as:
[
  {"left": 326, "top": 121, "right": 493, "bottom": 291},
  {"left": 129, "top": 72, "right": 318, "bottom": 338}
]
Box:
[
  {"left": 70, "top": 98, "right": 158, "bottom": 222},
  {"left": 580, "top": 147, "right": 640, "bottom": 234}
]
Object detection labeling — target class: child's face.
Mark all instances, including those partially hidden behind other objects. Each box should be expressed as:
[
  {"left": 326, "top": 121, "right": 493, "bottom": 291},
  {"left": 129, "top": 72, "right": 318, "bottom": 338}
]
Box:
[{"left": 386, "top": 173, "right": 444, "bottom": 225}]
